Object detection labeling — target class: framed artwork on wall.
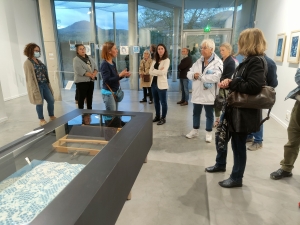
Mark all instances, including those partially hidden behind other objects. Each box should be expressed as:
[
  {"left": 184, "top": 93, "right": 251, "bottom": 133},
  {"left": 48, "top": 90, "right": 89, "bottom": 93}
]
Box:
[
  {"left": 287, "top": 30, "right": 300, "bottom": 63},
  {"left": 274, "top": 33, "right": 286, "bottom": 62}
]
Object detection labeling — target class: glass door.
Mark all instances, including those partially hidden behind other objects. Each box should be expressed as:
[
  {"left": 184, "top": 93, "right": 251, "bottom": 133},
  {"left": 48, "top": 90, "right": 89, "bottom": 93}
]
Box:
[
  {"left": 182, "top": 29, "right": 232, "bottom": 92},
  {"left": 182, "top": 29, "right": 232, "bottom": 60}
]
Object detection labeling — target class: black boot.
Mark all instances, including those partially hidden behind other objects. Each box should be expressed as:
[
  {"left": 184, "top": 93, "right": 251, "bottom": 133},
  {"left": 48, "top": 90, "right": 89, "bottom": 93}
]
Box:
[
  {"left": 153, "top": 116, "right": 160, "bottom": 122},
  {"left": 157, "top": 118, "right": 166, "bottom": 125}
]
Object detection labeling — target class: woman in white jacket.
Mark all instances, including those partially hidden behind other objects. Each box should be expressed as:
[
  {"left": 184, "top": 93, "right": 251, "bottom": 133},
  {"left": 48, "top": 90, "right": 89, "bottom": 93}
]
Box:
[
  {"left": 186, "top": 39, "right": 223, "bottom": 142},
  {"left": 149, "top": 44, "right": 170, "bottom": 125}
]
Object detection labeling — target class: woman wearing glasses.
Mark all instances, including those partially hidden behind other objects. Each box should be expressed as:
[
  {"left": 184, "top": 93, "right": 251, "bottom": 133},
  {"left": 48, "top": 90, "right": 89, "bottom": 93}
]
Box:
[
  {"left": 186, "top": 39, "right": 223, "bottom": 142},
  {"left": 23, "top": 43, "right": 56, "bottom": 126}
]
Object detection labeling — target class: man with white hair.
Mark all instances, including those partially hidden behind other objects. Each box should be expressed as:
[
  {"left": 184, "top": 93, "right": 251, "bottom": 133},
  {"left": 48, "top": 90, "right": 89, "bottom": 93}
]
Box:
[{"left": 186, "top": 39, "right": 223, "bottom": 142}]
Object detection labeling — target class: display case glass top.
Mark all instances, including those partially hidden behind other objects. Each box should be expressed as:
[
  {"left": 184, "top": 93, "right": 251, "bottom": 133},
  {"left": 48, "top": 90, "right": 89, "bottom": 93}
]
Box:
[{"left": 0, "top": 112, "right": 133, "bottom": 225}]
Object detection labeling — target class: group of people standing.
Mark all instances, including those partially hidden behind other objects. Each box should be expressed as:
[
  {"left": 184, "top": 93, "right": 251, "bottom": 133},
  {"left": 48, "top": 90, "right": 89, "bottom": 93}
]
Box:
[{"left": 22, "top": 27, "right": 300, "bottom": 189}]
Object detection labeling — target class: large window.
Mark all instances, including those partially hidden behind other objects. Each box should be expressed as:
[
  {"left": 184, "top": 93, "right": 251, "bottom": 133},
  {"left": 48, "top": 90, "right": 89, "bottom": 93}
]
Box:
[
  {"left": 54, "top": 1, "right": 93, "bottom": 87},
  {"left": 233, "top": 0, "right": 257, "bottom": 55},
  {"left": 95, "top": 2, "right": 129, "bottom": 89},
  {"left": 53, "top": 0, "right": 257, "bottom": 90},
  {"left": 138, "top": 0, "right": 182, "bottom": 91},
  {"left": 184, "top": 0, "right": 236, "bottom": 30}
]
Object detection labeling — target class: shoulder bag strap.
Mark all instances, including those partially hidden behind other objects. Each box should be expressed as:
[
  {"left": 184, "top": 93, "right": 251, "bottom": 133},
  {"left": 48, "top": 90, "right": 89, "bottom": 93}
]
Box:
[
  {"left": 105, "top": 83, "right": 117, "bottom": 101},
  {"left": 256, "top": 56, "right": 272, "bottom": 125},
  {"left": 256, "top": 56, "right": 268, "bottom": 85}
]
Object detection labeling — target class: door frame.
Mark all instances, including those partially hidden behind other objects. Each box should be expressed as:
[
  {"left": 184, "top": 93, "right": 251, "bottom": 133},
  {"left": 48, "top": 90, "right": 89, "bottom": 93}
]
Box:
[{"left": 182, "top": 28, "right": 233, "bottom": 50}]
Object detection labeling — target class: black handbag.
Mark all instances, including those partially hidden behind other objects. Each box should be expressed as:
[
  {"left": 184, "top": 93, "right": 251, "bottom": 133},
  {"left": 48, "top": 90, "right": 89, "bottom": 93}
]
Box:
[
  {"left": 143, "top": 62, "right": 150, "bottom": 82},
  {"left": 227, "top": 86, "right": 275, "bottom": 109},
  {"left": 214, "top": 89, "right": 226, "bottom": 111}
]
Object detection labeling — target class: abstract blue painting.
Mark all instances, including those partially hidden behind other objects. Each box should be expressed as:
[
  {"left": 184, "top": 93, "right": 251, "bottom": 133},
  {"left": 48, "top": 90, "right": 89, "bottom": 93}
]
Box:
[
  {"left": 290, "top": 36, "right": 299, "bottom": 57},
  {"left": 288, "top": 31, "right": 300, "bottom": 63},
  {"left": 275, "top": 33, "right": 286, "bottom": 62},
  {"left": 276, "top": 38, "right": 283, "bottom": 57}
]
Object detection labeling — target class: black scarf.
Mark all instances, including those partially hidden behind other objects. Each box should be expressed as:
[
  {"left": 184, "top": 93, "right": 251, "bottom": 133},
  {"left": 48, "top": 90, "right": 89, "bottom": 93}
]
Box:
[{"left": 77, "top": 54, "right": 91, "bottom": 66}]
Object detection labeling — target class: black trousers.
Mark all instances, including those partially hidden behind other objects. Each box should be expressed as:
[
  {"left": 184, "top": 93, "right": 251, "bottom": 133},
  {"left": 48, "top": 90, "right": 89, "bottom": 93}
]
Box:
[
  {"left": 143, "top": 87, "right": 152, "bottom": 101},
  {"left": 76, "top": 82, "right": 94, "bottom": 109},
  {"left": 75, "top": 83, "right": 79, "bottom": 101}
]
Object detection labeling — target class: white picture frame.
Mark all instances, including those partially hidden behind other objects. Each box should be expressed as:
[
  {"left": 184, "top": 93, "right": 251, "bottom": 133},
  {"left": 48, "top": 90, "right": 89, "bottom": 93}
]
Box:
[
  {"left": 287, "top": 30, "right": 300, "bottom": 63},
  {"left": 84, "top": 44, "right": 91, "bottom": 55},
  {"left": 274, "top": 33, "right": 286, "bottom": 62},
  {"left": 120, "top": 46, "right": 129, "bottom": 55}
]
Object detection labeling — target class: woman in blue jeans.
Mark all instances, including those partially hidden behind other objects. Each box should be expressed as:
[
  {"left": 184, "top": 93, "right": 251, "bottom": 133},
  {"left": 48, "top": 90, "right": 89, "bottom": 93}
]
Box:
[
  {"left": 23, "top": 43, "right": 55, "bottom": 126},
  {"left": 100, "top": 42, "right": 130, "bottom": 113},
  {"left": 205, "top": 28, "right": 266, "bottom": 188},
  {"left": 149, "top": 44, "right": 170, "bottom": 125}
]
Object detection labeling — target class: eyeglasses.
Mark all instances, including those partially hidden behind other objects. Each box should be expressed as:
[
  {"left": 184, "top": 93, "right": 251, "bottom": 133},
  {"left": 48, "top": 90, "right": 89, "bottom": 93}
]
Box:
[{"left": 200, "top": 47, "right": 210, "bottom": 50}]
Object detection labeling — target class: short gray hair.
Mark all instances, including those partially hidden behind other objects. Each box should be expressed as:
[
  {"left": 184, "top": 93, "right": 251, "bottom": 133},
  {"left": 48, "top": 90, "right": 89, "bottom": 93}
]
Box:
[
  {"left": 144, "top": 49, "right": 150, "bottom": 55},
  {"left": 201, "top": 39, "right": 215, "bottom": 52}
]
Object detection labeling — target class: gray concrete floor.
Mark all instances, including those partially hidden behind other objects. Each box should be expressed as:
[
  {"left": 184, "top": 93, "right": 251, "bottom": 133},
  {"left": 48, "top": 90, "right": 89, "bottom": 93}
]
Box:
[{"left": 1, "top": 90, "right": 300, "bottom": 225}]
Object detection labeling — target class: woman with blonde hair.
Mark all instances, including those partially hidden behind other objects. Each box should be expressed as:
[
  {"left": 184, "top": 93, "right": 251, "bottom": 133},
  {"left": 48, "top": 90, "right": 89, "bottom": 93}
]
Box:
[
  {"left": 139, "top": 50, "right": 153, "bottom": 104},
  {"left": 213, "top": 42, "right": 237, "bottom": 127},
  {"left": 208, "top": 28, "right": 266, "bottom": 188},
  {"left": 100, "top": 42, "right": 130, "bottom": 112}
]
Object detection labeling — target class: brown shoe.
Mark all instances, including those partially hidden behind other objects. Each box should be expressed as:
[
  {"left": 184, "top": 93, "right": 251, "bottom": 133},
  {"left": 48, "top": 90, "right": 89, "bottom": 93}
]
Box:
[
  {"left": 40, "top": 120, "right": 47, "bottom": 126},
  {"left": 177, "top": 100, "right": 184, "bottom": 104},
  {"left": 180, "top": 101, "right": 188, "bottom": 106},
  {"left": 50, "top": 116, "right": 57, "bottom": 121}
]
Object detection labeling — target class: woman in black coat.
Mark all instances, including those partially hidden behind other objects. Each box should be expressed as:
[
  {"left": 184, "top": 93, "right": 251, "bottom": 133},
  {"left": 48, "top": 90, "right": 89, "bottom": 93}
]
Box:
[{"left": 216, "top": 28, "right": 266, "bottom": 188}]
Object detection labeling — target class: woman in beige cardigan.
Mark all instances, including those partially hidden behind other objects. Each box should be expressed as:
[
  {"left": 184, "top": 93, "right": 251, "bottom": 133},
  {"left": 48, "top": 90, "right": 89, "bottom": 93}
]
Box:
[
  {"left": 139, "top": 50, "right": 153, "bottom": 104},
  {"left": 23, "top": 43, "right": 55, "bottom": 126}
]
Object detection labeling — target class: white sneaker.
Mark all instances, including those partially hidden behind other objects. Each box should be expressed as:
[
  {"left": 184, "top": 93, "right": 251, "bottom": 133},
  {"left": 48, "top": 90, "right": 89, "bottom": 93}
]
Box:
[
  {"left": 206, "top": 131, "right": 212, "bottom": 143},
  {"left": 186, "top": 129, "right": 199, "bottom": 139}
]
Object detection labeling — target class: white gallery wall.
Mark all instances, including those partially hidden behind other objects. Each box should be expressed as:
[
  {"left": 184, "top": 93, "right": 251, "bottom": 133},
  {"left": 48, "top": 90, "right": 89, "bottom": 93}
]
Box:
[
  {"left": 0, "top": 0, "right": 43, "bottom": 101},
  {"left": 256, "top": 0, "right": 300, "bottom": 127}
]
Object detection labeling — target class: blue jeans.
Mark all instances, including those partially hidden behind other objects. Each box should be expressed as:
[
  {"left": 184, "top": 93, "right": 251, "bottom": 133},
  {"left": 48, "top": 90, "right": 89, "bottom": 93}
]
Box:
[
  {"left": 36, "top": 83, "right": 55, "bottom": 120},
  {"left": 180, "top": 79, "right": 189, "bottom": 102},
  {"left": 230, "top": 132, "right": 248, "bottom": 182},
  {"left": 192, "top": 104, "right": 214, "bottom": 131},
  {"left": 102, "top": 94, "right": 118, "bottom": 111},
  {"left": 247, "top": 124, "right": 263, "bottom": 143},
  {"left": 151, "top": 83, "right": 168, "bottom": 118}
]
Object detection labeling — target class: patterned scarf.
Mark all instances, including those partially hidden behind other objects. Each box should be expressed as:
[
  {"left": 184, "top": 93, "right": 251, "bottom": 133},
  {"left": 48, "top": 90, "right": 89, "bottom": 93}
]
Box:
[{"left": 77, "top": 54, "right": 92, "bottom": 72}]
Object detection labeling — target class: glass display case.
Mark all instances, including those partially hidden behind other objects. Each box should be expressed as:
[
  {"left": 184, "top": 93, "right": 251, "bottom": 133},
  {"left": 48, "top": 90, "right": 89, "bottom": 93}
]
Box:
[{"left": 0, "top": 109, "right": 153, "bottom": 225}]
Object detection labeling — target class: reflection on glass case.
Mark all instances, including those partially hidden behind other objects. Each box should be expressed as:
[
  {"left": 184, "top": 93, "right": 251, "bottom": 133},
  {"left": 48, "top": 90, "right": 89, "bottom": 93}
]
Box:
[{"left": 0, "top": 110, "right": 151, "bottom": 225}]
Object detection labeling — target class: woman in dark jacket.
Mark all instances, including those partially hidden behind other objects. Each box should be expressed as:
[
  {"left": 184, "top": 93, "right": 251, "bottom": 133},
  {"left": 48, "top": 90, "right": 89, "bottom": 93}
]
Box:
[
  {"left": 216, "top": 28, "right": 266, "bottom": 188},
  {"left": 100, "top": 41, "right": 130, "bottom": 112}
]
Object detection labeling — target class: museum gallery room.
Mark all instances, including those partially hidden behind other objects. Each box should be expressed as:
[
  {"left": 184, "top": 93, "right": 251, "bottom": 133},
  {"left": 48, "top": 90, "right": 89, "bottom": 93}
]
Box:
[{"left": 0, "top": 0, "right": 300, "bottom": 224}]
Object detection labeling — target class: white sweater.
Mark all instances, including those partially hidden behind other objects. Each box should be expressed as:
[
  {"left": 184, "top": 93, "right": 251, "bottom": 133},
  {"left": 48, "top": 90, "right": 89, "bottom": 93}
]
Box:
[{"left": 187, "top": 54, "right": 223, "bottom": 105}]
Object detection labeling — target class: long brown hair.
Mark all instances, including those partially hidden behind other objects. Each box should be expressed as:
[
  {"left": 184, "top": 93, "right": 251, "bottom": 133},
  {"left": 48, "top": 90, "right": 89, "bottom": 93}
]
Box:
[{"left": 155, "top": 43, "right": 168, "bottom": 62}]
